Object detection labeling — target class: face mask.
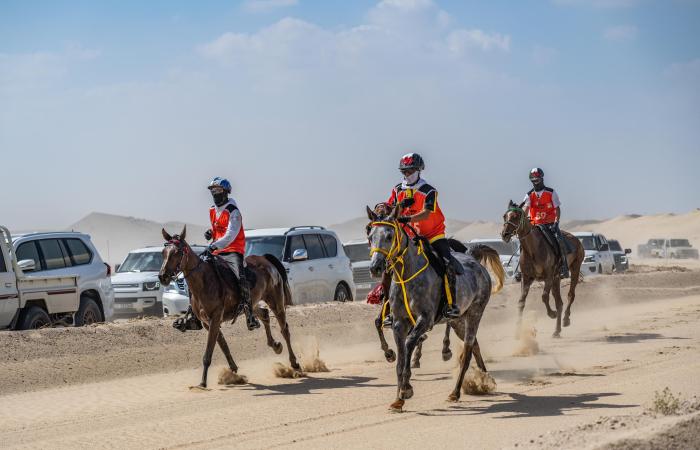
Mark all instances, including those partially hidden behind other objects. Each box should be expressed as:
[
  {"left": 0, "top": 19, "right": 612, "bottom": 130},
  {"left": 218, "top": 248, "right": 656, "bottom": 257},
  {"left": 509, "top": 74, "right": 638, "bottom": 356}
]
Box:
[
  {"left": 212, "top": 192, "right": 228, "bottom": 207},
  {"left": 403, "top": 171, "right": 420, "bottom": 186},
  {"left": 531, "top": 179, "right": 544, "bottom": 191}
]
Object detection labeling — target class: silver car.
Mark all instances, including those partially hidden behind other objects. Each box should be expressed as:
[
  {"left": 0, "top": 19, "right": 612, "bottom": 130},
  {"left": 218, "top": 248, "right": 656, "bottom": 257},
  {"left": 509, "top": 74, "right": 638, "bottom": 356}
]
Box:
[{"left": 343, "top": 240, "right": 373, "bottom": 300}]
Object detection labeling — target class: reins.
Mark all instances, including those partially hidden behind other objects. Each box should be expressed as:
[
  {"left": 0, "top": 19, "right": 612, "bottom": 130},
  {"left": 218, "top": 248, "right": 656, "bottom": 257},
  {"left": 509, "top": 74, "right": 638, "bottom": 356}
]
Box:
[
  {"left": 369, "top": 220, "right": 430, "bottom": 326},
  {"left": 164, "top": 239, "right": 205, "bottom": 280},
  {"left": 505, "top": 207, "right": 532, "bottom": 239}
]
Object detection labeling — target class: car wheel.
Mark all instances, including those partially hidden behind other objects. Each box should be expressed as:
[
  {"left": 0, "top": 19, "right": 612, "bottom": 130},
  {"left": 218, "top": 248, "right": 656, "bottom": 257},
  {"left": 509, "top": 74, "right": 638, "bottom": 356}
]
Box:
[
  {"left": 75, "top": 297, "right": 102, "bottom": 326},
  {"left": 18, "top": 306, "right": 51, "bottom": 330},
  {"left": 334, "top": 283, "right": 351, "bottom": 302}
]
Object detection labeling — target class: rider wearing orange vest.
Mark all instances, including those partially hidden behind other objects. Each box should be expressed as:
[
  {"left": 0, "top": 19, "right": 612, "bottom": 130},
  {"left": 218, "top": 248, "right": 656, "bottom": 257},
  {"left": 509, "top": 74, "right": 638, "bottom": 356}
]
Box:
[
  {"left": 386, "top": 153, "right": 462, "bottom": 320},
  {"left": 522, "top": 167, "right": 569, "bottom": 278},
  {"left": 205, "top": 177, "right": 260, "bottom": 330}
]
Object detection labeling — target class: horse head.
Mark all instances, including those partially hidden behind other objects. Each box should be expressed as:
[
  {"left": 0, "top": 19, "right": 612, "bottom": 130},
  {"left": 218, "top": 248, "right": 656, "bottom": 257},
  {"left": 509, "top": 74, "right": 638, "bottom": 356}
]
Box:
[
  {"left": 159, "top": 225, "right": 189, "bottom": 286},
  {"left": 366, "top": 203, "right": 402, "bottom": 278},
  {"left": 501, "top": 200, "right": 525, "bottom": 243}
]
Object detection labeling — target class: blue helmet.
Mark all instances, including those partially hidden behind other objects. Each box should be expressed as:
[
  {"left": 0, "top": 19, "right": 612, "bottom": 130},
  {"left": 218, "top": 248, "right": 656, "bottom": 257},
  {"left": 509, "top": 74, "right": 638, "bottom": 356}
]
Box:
[{"left": 208, "top": 177, "right": 231, "bottom": 193}]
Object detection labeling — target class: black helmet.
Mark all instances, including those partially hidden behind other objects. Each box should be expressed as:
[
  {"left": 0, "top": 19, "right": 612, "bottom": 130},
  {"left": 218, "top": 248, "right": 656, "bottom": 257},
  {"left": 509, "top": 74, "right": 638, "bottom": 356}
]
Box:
[
  {"left": 399, "top": 153, "right": 425, "bottom": 171},
  {"left": 529, "top": 167, "right": 544, "bottom": 181}
]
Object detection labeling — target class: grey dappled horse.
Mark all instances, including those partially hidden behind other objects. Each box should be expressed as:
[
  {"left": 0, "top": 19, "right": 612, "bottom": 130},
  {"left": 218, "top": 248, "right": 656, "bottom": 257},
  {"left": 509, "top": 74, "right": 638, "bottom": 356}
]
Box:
[{"left": 367, "top": 205, "right": 505, "bottom": 411}]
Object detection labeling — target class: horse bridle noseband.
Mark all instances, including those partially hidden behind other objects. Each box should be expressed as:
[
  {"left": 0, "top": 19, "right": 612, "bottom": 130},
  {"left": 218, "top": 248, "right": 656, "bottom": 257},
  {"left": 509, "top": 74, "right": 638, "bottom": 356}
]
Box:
[{"left": 503, "top": 207, "right": 531, "bottom": 239}]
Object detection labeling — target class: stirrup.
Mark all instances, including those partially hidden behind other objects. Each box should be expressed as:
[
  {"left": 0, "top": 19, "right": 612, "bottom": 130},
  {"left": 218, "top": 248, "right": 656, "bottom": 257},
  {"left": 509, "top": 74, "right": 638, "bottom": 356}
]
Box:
[
  {"left": 382, "top": 314, "right": 393, "bottom": 328},
  {"left": 443, "top": 305, "right": 461, "bottom": 319}
]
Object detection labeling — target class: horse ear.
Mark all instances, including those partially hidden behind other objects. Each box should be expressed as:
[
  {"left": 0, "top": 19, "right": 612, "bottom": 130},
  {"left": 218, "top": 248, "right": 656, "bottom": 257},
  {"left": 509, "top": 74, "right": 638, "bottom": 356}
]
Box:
[
  {"left": 180, "top": 225, "right": 187, "bottom": 241},
  {"left": 508, "top": 200, "right": 516, "bottom": 208},
  {"left": 366, "top": 205, "right": 377, "bottom": 221},
  {"left": 162, "top": 228, "right": 172, "bottom": 242},
  {"left": 518, "top": 201, "right": 526, "bottom": 209},
  {"left": 389, "top": 203, "right": 401, "bottom": 220}
]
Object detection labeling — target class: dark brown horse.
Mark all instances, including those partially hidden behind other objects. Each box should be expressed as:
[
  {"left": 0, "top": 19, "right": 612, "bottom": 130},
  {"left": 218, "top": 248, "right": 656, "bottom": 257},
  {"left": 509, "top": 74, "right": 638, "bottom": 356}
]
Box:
[
  {"left": 501, "top": 201, "right": 585, "bottom": 337},
  {"left": 159, "top": 226, "right": 301, "bottom": 388}
]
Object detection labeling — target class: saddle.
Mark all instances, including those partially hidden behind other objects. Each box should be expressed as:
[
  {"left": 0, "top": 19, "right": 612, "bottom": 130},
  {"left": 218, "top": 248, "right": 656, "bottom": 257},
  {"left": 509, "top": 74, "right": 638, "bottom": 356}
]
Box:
[
  {"left": 209, "top": 255, "right": 258, "bottom": 292},
  {"left": 536, "top": 225, "right": 575, "bottom": 257}
]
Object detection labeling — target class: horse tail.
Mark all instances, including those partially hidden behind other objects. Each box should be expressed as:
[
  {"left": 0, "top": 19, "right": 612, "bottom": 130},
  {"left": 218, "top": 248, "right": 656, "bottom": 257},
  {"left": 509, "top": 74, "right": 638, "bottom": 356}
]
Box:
[
  {"left": 468, "top": 244, "right": 506, "bottom": 294},
  {"left": 264, "top": 254, "right": 293, "bottom": 306}
]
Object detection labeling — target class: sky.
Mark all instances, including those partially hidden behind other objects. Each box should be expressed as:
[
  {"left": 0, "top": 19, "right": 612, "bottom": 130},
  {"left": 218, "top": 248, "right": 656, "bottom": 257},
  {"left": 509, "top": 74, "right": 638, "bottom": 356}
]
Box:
[{"left": 1, "top": 0, "right": 699, "bottom": 231}]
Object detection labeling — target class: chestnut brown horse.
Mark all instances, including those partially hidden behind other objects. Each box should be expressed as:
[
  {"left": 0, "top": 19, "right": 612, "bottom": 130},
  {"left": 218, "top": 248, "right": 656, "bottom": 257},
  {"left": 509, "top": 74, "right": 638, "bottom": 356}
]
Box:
[
  {"left": 159, "top": 226, "right": 301, "bottom": 389},
  {"left": 501, "top": 201, "right": 585, "bottom": 337}
]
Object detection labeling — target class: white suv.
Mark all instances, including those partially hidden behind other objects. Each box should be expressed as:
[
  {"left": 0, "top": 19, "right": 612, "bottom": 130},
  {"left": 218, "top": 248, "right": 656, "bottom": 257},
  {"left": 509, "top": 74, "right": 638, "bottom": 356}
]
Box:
[
  {"left": 12, "top": 231, "right": 115, "bottom": 324},
  {"left": 573, "top": 232, "right": 615, "bottom": 275},
  {"left": 246, "top": 226, "right": 355, "bottom": 304}
]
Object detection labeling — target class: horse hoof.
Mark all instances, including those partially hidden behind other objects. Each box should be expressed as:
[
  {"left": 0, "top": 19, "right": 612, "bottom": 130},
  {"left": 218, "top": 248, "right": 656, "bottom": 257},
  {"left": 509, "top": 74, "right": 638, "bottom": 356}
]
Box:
[
  {"left": 447, "top": 393, "right": 459, "bottom": 403},
  {"left": 563, "top": 317, "right": 571, "bottom": 327},
  {"left": 552, "top": 332, "right": 561, "bottom": 338},
  {"left": 547, "top": 310, "right": 557, "bottom": 319},
  {"left": 273, "top": 342, "right": 283, "bottom": 354},
  {"left": 411, "top": 361, "right": 420, "bottom": 369},
  {"left": 400, "top": 386, "right": 414, "bottom": 399},
  {"left": 385, "top": 350, "right": 396, "bottom": 363},
  {"left": 442, "top": 350, "right": 452, "bottom": 361},
  {"left": 389, "top": 399, "right": 405, "bottom": 412}
]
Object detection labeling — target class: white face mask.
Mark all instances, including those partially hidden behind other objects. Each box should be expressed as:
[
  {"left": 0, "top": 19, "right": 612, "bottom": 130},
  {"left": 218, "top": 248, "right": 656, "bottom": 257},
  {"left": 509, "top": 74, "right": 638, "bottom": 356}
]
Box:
[{"left": 403, "top": 171, "right": 420, "bottom": 186}]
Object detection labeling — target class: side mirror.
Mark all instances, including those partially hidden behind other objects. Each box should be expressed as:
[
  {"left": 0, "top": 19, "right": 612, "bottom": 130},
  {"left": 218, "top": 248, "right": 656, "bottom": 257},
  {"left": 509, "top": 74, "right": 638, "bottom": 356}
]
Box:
[
  {"left": 18, "top": 259, "right": 36, "bottom": 272},
  {"left": 624, "top": 249, "right": 631, "bottom": 254},
  {"left": 599, "top": 243, "right": 609, "bottom": 252},
  {"left": 292, "top": 249, "right": 308, "bottom": 261},
  {"left": 114, "top": 264, "right": 121, "bottom": 272}
]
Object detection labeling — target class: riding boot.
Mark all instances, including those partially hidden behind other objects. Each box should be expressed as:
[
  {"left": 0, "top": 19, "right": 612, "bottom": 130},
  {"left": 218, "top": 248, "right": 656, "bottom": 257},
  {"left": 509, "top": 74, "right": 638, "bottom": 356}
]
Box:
[
  {"left": 238, "top": 272, "right": 260, "bottom": 331},
  {"left": 443, "top": 265, "right": 461, "bottom": 319},
  {"left": 381, "top": 271, "right": 393, "bottom": 328},
  {"left": 556, "top": 235, "right": 570, "bottom": 279},
  {"left": 172, "top": 304, "right": 203, "bottom": 332}
]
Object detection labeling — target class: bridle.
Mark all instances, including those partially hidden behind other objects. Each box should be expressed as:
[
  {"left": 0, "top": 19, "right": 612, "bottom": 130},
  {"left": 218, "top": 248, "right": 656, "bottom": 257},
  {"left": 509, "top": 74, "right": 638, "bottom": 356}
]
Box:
[
  {"left": 503, "top": 207, "right": 531, "bottom": 239},
  {"left": 368, "top": 219, "right": 430, "bottom": 326},
  {"left": 162, "top": 238, "right": 203, "bottom": 280}
]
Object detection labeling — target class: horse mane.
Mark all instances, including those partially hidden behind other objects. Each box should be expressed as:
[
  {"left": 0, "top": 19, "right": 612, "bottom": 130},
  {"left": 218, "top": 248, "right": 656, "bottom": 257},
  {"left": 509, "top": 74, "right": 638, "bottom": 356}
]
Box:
[{"left": 264, "top": 254, "right": 288, "bottom": 283}]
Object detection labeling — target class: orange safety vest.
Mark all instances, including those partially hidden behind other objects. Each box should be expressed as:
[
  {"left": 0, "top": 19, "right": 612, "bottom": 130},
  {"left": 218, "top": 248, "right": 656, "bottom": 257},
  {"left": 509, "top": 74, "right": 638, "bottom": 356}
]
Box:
[
  {"left": 209, "top": 204, "right": 246, "bottom": 255},
  {"left": 388, "top": 181, "right": 446, "bottom": 242},
  {"left": 528, "top": 188, "right": 557, "bottom": 225}
]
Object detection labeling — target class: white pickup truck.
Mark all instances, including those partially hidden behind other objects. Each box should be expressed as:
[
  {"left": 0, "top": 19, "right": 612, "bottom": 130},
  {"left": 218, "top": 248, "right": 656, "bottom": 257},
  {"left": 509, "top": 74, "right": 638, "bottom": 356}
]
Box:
[{"left": 0, "top": 225, "right": 83, "bottom": 330}]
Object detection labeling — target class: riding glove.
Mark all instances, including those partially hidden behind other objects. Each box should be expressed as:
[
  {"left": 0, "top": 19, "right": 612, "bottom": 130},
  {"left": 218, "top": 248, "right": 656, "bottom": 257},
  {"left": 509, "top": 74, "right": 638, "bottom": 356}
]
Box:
[
  {"left": 399, "top": 198, "right": 415, "bottom": 208},
  {"left": 204, "top": 229, "right": 213, "bottom": 240},
  {"left": 397, "top": 216, "right": 411, "bottom": 224}
]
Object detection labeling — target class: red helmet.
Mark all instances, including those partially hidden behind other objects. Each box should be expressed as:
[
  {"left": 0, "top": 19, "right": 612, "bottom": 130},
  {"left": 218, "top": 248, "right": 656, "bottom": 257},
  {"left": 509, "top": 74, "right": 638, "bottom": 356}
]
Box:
[
  {"left": 529, "top": 167, "right": 544, "bottom": 181},
  {"left": 399, "top": 153, "right": 425, "bottom": 171}
]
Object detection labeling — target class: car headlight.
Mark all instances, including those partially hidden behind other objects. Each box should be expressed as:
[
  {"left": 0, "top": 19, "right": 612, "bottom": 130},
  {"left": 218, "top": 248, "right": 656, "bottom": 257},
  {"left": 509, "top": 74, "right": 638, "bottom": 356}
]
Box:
[
  {"left": 584, "top": 255, "right": 595, "bottom": 263},
  {"left": 620, "top": 256, "right": 627, "bottom": 262},
  {"left": 143, "top": 281, "right": 161, "bottom": 291}
]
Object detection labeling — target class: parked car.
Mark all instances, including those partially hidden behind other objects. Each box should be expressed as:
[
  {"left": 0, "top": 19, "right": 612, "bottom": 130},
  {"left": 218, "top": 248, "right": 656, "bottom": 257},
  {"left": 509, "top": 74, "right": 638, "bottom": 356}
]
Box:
[
  {"left": 608, "top": 239, "right": 631, "bottom": 272},
  {"left": 650, "top": 239, "right": 699, "bottom": 259},
  {"left": 637, "top": 239, "right": 664, "bottom": 258},
  {"left": 573, "top": 232, "right": 615, "bottom": 275},
  {"left": 245, "top": 226, "right": 355, "bottom": 304},
  {"left": 343, "top": 239, "right": 373, "bottom": 300},
  {"left": 467, "top": 238, "right": 520, "bottom": 280},
  {"left": 1, "top": 226, "right": 114, "bottom": 329},
  {"left": 112, "top": 245, "right": 205, "bottom": 317}
]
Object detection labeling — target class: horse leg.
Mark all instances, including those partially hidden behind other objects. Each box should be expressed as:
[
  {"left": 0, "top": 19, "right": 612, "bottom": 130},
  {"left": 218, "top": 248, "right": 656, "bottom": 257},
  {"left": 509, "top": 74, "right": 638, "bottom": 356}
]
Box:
[
  {"left": 564, "top": 261, "right": 580, "bottom": 327},
  {"left": 442, "top": 324, "right": 452, "bottom": 361},
  {"left": 256, "top": 305, "right": 282, "bottom": 354},
  {"left": 375, "top": 307, "right": 396, "bottom": 363},
  {"left": 274, "top": 308, "right": 301, "bottom": 372},
  {"left": 389, "top": 320, "right": 409, "bottom": 412},
  {"left": 552, "top": 279, "right": 564, "bottom": 338},
  {"left": 411, "top": 334, "right": 428, "bottom": 369},
  {"left": 197, "top": 315, "right": 222, "bottom": 389},
  {"left": 516, "top": 277, "right": 534, "bottom": 338},
  {"left": 472, "top": 337, "right": 487, "bottom": 372},
  {"left": 448, "top": 312, "right": 481, "bottom": 402},
  {"left": 542, "top": 279, "right": 556, "bottom": 319},
  {"left": 401, "top": 316, "right": 430, "bottom": 401},
  {"left": 216, "top": 331, "right": 238, "bottom": 373}
]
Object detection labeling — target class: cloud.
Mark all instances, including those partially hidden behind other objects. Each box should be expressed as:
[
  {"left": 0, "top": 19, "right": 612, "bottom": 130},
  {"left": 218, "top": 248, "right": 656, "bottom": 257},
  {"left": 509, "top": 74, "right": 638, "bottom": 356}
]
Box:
[
  {"left": 447, "top": 29, "right": 510, "bottom": 53},
  {"left": 552, "top": 0, "right": 641, "bottom": 8},
  {"left": 603, "top": 24, "right": 638, "bottom": 41},
  {"left": 665, "top": 57, "right": 700, "bottom": 81},
  {"left": 242, "top": 0, "right": 298, "bottom": 13}
]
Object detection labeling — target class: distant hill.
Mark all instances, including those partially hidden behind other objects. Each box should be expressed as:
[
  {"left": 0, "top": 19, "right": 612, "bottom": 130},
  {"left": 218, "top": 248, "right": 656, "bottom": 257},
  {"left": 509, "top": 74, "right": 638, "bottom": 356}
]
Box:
[{"left": 68, "top": 212, "right": 208, "bottom": 266}]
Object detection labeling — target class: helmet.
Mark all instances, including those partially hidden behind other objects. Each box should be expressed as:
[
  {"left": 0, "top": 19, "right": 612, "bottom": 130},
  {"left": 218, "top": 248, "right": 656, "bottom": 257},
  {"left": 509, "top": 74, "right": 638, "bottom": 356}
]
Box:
[
  {"left": 399, "top": 153, "right": 425, "bottom": 171},
  {"left": 208, "top": 177, "right": 232, "bottom": 193},
  {"left": 529, "top": 167, "right": 544, "bottom": 181}
]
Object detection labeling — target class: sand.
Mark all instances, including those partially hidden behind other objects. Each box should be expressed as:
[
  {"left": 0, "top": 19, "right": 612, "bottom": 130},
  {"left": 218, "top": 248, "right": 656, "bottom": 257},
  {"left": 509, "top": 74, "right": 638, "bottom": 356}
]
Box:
[{"left": 1, "top": 267, "right": 699, "bottom": 449}]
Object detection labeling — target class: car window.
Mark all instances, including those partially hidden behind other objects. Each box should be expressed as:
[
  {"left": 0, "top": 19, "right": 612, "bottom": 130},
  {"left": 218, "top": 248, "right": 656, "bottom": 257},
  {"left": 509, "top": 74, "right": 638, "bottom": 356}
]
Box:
[
  {"left": 16, "top": 241, "right": 42, "bottom": 271},
  {"left": 64, "top": 238, "right": 92, "bottom": 265},
  {"left": 287, "top": 235, "right": 306, "bottom": 260},
  {"left": 0, "top": 249, "right": 6, "bottom": 272},
  {"left": 344, "top": 243, "right": 371, "bottom": 263},
  {"left": 303, "top": 234, "right": 325, "bottom": 260},
  {"left": 38, "top": 239, "right": 67, "bottom": 270},
  {"left": 320, "top": 234, "right": 338, "bottom": 258}
]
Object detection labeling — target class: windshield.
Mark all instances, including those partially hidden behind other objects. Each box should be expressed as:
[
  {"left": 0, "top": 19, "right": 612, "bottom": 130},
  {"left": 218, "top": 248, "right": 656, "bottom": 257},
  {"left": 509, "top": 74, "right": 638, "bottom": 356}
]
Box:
[
  {"left": 608, "top": 240, "right": 622, "bottom": 251},
  {"left": 344, "top": 243, "right": 371, "bottom": 263},
  {"left": 245, "top": 236, "right": 285, "bottom": 259},
  {"left": 470, "top": 240, "right": 518, "bottom": 255},
  {"left": 118, "top": 252, "right": 163, "bottom": 273},
  {"left": 670, "top": 239, "right": 691, "bottom": 247},
  {"left": 577, "top": 236, "right": 597, "bottom": 251}
]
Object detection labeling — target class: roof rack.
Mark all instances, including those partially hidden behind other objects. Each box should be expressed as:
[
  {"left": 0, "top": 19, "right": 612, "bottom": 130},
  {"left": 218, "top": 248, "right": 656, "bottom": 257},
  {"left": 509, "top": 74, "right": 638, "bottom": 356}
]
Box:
[{"left": 285, "top": 226, "right": 326, "bottom": 234}]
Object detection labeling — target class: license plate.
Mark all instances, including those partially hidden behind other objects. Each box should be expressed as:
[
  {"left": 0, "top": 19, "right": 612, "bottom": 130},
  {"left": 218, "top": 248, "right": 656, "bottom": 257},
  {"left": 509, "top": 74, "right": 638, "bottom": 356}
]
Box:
[{"left": 114, "top": 303, "right": 133, "bottom": 309}]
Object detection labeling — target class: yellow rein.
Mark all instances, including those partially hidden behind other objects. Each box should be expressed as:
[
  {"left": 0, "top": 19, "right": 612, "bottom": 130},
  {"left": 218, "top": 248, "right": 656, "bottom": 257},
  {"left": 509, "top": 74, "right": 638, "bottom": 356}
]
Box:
[{"left": 369, "top": 220, "right": 430, "bottom": 326}]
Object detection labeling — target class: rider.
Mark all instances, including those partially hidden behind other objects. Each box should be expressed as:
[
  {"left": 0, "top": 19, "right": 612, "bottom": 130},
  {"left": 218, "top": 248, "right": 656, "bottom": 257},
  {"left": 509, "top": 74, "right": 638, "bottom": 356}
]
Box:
[
  {"left": 205, "top": 177, "right": 261, "bottom": 331},
  {"left": 384, "top": 153, "right": 463, "bottom": 321},
  {"left": 522, "top": 167, "right": 570, "bottom": 278}
]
